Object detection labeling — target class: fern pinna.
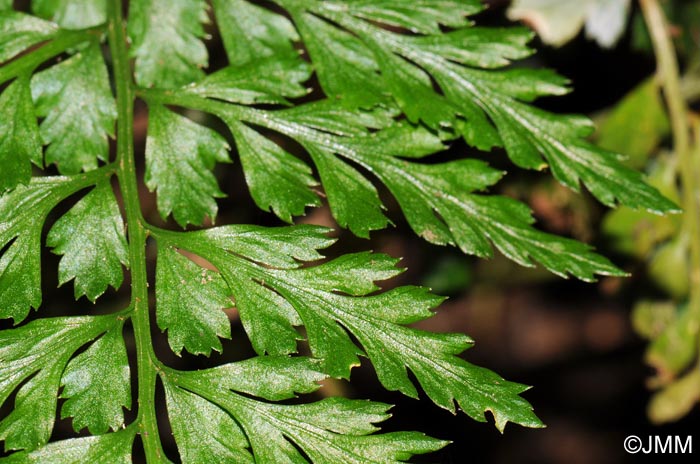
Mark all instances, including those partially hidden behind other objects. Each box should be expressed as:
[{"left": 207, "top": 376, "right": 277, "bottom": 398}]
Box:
[{"left": 0, "top": 1, "right": 676, "bottom": 462}]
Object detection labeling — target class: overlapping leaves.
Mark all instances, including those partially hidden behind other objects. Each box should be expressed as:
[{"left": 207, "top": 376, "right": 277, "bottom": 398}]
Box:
[
  {"left": 155, "top": 225, "right": 543, "bottom": 431},
  {"left": 161, "top": 356, "right": 447, "bottom": 463},
  {"left": 0, "top": 0, "right": 682, "bottom": 462},
  {"left": 137, "top": 0, "right": 675, "bottom": 280},
  {"left": 272, "top": 0, "right": 676, "bottom": 214},
  {"left": 0, "top": 173, "right": 109, "bottom": 322},
  {"left": 0, "top": 315, "right": 128, "bottom": 451},
  {"left": 166, "top": 386, "right": 446, "bottom": 463}
]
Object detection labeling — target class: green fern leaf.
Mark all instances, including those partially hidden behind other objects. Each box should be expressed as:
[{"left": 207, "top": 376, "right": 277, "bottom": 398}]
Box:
[
  {"left": 0, "top": 76, "right": 42, "bottom": 192},
  {"left": 47, "top": 182, "right": 129, "bottom": 301},
  {"left": 154, "top": 226, "right": 543, "bottom": 431},
  {"left": 163, "top": 358, "right": 447, "bottom": 463},
  {"left": 60, "top": 324, "right": 131, "bottom": 434},
  {"left": 155, "top": 244, "right": 233, "bottom": 356},
  {"left": 0, "top": 316, "right": 118, "bottom": 451},
  {"left": 30, "top": 43, "right": 115, "bottom": 174},
  {"left": 144, "top": 105, "right": 230, "bottom": 226},
  {"left": 127, "top": 0, "right": 209, "bottom": 87},
  {"left": 0, "top": 11, "right": 58, "bottom": 62},
  {"left": 0, "top": 1, "right": 681, "bottom": 462},
  {"left": 3, "top": 429, "right": 135, "bottom": 463},
  {"left": 31, "top": 0, "right": 106, "bottom": 29}
]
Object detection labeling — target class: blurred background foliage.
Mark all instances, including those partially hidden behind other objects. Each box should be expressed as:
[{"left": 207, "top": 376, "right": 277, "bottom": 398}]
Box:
[
  {"left": 406, "top": 0, "right": 700, "bottom": 461},
  {"left": 509, "top": 0, "right": 700, "bottom": 428}
]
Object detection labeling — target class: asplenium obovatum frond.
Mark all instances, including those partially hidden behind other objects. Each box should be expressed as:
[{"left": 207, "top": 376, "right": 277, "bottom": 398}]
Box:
[{"left": 0, "top": 0, "right": 678, "bottom": 462}]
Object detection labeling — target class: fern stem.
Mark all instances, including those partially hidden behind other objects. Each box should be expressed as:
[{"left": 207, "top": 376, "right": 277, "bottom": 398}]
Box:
[
  {"left": 107, "top": 1, "right": 165, "bottom": 462},
  {"left": 640, "top": 0, "right": 690, "bottom": 164},
  {"left": 640, "top": 0, "right": 700, "bottom": 352}
]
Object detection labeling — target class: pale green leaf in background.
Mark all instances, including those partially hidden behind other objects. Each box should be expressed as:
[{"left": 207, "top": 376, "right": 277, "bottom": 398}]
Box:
[
  {"left": 507, "top": 0, "right": 631, "bottom": 48},
  {"left": 597, "top": 78, "right": 670, "bottom": 169}
]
